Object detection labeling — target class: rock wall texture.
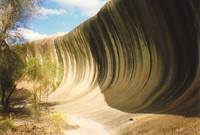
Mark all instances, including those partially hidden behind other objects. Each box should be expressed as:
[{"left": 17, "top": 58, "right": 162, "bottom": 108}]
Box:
[{"left": 17, "top": 0, "right": 200, "bottom": 134}]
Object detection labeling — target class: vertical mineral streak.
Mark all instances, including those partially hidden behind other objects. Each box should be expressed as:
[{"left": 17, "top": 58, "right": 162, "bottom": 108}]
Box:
[{"left": 19, "top": 0, "right": 199, "bottom": 117}]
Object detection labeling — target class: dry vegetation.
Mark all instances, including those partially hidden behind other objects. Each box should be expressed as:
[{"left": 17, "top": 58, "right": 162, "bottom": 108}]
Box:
[{"left": 0, "top": 109, "right": 79, "bottom": 135}]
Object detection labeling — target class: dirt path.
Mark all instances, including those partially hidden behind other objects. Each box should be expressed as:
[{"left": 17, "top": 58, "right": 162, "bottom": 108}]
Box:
[{"left": 64, "top": 115, "right": 110, "bottom": 135}]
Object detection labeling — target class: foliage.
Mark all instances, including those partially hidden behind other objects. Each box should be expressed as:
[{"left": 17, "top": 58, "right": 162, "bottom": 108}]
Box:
[
  {"left": 0, "top": 46, "right": 62, "bottom": 112},
  {"left": 26, "top": 57, "right": 41, "bottom": 80},
  {"left": 0, "top": 49, "right": 25, "bottom": 81},
  {"left": 0, "top": 0, "right": 43, "bottom": 107},
  {"left": 0, "top": 52, "right": 37, "bottom": 111},
  {"left": 0, "top": 48, "right": 26, "bottom": 110},
  {"left": 0, "top": 109, "right": 71, "bottom": 135},
  {"left": 38, "top": 111, "right": 67, "bottom": 134},
  {"left": 41, "top": 56, "right": 59, "bottom": 90},
  {"left": 0, "top": 115, "right": 14, "bottom": 134},
  {"left": 0, "top": 51, "right": 65, "bottom": 133},
  {"left": 27, "top": 56, "right": 62, "bottom": 116},
  {"left": 0, "top": 0, "right": 42, "bottom": 45},
  {"left": 0, "top": 111, "right": 68, "bottom": 135}
]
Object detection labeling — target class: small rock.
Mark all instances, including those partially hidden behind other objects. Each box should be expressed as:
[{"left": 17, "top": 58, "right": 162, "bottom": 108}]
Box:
[{"left": 129, "top": 118, "right": 134, "bottom": 121}]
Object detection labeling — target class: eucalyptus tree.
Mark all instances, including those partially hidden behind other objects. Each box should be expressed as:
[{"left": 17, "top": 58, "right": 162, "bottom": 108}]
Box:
[
  {"left": 0, "top": 0, "right": 42, "bottom": 112},
  {"left": 0, "top": 0, "right": 41, "bottom": 46}
]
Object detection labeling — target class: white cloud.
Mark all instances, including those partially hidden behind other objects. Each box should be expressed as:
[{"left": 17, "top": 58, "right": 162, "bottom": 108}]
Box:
[
  {"left": 16, "top": 28, "right": 67, "bottom": 41},
  {"left": 52, "top": 0, "right": 108, "bottom": 17},
  {"left": 17, "top": 28, "right": 48, "bottom": 41},
  {"left": 35, "top": 7, "right": 67, "bottom": 19},
  {"left": 38, "top": 7, "right": 67, "bottom": 16},
  {"left": 6, "top": 28, "right": 48, "bottom": 44}
]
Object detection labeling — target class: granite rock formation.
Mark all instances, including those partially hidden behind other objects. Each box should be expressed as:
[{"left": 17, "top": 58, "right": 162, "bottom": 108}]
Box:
[{"left": 16, "top": 0, "right": 200, "bottom": 134}]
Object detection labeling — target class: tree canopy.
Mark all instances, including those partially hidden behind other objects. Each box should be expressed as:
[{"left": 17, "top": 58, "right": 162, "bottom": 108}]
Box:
[
  {"left": 0, "top": 0, "right": 42, "bottom": 111},
  {"left": 0, "top": 0, "right": 42, "bottom": 46}
]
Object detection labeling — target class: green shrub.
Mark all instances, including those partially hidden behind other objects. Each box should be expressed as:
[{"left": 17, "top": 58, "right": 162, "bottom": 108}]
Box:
[{"left": 0, "top": 115, "right": 14, "bottom": 134}]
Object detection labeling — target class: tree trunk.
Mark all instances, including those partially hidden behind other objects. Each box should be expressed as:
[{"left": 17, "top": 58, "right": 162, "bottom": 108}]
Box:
[
  {"left": 1, "top": 87, "right": 5, "bottom": 106},
  {"left": 3, "top": 85, "right": 17, "bottom": 112},
  {"left": 3, "top": 72, "right": 27, "bottom": 112}
]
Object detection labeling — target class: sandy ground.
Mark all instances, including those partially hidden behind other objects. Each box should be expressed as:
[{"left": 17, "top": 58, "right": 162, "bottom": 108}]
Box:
[
  {"left": 49, "top": 87, "right": 200, "bottom": 135},
  {"left": 118, "top": 114, "right": 200, "bottom": 135},
  {"left": 62, "top": 114, "right": 200, "bottom": 135},
  {"left": 16, "top": 82, "right": 200, "bottom": 135},
  {"left": 64, "top": 115, "right": 110, "bottom": 135}
]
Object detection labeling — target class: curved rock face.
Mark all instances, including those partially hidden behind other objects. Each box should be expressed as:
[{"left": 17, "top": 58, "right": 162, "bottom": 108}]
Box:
[
  {"left": 26, "top": 0, "right": 199, "bottom": 115},
  {"left": 88, "top": 0, "right": 200, "bottom": 115},
  {"left": 19, "top": 0, "right": 199, "bottom": 132}
]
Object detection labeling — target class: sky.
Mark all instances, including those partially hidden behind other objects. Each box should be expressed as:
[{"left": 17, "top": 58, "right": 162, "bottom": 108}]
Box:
[{"left": 20, "top": 0, "right": 109, "bottom": 41}]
